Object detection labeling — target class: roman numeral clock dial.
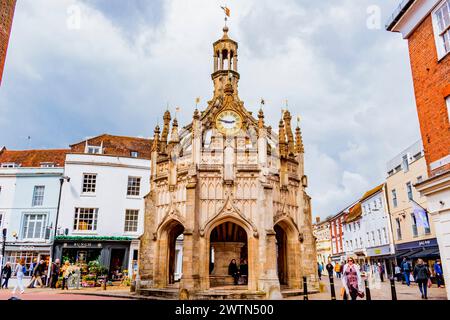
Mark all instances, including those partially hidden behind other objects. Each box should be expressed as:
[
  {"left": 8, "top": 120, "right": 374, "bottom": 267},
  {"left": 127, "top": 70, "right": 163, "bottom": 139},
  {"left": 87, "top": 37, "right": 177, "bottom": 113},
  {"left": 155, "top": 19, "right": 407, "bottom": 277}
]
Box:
[{"left": 215, "top": 110, "right": 242, "bottom": 135}]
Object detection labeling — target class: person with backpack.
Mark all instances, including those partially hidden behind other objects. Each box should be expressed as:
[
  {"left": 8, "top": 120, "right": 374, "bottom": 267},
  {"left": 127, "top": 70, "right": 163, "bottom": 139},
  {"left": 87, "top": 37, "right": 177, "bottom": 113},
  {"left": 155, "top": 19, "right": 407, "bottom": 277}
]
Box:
[
  {"left": 401, "top": 257, "right": 412, "bottom": 286},
  {"left": 12, "top": 258, "right": 26, "bottom": 295},
  {"left": 413, "top": 258, "right": 431, "bottom": 299}
]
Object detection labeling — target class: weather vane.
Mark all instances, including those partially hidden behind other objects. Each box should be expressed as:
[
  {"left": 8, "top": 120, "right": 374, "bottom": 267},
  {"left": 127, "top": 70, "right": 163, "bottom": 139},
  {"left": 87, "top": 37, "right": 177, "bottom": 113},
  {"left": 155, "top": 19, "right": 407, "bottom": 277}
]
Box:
[{"left": 221, "top": 4, "right": 230, "bottom": 25}]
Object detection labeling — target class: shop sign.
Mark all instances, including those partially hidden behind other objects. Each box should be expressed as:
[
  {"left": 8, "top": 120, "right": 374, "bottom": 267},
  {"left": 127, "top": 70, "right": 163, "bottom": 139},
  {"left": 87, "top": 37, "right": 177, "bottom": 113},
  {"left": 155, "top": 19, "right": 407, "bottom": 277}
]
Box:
[
  {"left": 366, "top": 245, "right": 391, "bottom": 257},
  {"left": 396, "top": 238, "right": 437, "bottom": 250},
  {"left": 63, "top": 242, "right": 103, "bottom": 248}
]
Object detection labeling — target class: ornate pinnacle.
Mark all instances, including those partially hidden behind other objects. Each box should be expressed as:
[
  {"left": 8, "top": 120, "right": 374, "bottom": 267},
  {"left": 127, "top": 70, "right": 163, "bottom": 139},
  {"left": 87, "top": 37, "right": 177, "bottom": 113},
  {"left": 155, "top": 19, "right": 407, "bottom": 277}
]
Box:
[
  {"left": 295, "top": 125, "right": 304, "bottom": 154},
  {"left": 258, "top": 108, "right": 265, "bottom": 129}
]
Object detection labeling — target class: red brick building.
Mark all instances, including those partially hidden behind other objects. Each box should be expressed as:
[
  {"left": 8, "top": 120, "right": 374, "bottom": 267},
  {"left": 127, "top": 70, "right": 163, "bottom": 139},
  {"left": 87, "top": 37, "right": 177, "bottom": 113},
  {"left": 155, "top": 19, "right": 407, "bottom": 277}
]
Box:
[
  {"left": 329, "top": 206, "right": 351, "bottom": 263},
  {"left": 387, "top": 0, "right": 450, "bottom": 299},
  {"left": 0, "top": 0, "right": 17, "bottom": 86}
]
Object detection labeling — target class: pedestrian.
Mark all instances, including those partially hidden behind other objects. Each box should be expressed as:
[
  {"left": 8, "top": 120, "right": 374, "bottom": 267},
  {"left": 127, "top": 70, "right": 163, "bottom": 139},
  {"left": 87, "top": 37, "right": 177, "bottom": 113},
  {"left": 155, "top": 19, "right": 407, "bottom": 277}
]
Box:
[
  {"left": 228, "top": 259, "right": 240, "bottom": 285},
  {"left": 317, "top": 262, "right": 322, "bottom": 280},
  {"left": 1, "top": 262, "right": 12, "bottom": 289},
  {"left": 413, "top": 258, "right": 431, "bottom": 299},
  {"left": 31, "top": 260, "right": 45, "bottom": 288},
  {"left": 341, "top": 257, "right": 364, "bottom": 301},
  {"left": 61, "top": 261, "right": 71, "bottom": 290},
  {"left": 401, "top": 257, "right": 412, "bottom": 286},
  {"left": 27, "top": 258, "right": 38, "bottom": 288},
  {"left": 240, "top": 259, "right": 248, "bottom": 284},
  {"left": 50, "top": 259, "right": 61, "bottom": 289},
  {"left": 394, "top": 264, "right": 402, "bottom": 282},
  {"left": 326, "top": 260, "right": 334, "bottom": 277},
  {"left": 12, "top": 258, "right": 26, "bottom": 295},
  {"left": 434, "top": 259, "right": 445, "bottom": 288},
  {"left": 377, "top": 262, "right": 385, "bottom": 282},
  {"left": 334, "top": 262, "right": 341, "bottom": 278}
]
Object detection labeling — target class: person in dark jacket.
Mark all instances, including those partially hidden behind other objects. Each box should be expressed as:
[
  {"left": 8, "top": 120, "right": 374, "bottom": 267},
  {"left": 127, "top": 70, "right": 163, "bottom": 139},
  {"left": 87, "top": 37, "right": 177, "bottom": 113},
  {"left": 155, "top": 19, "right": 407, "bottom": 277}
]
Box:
[
  {"left": 29, "top": 260, "right": 45, "bottom": 288},
  {"left": 326, "top": 261, "right": 334, "bottom": 277},
  {"left": 228, "top": 259, "right": 240, "bottom": 285},
  {"left": 413, "top": 258, "right": 431, "bottom": 299},
  {"left": 1, "top": 262, "right": 12, "bottom": 289},
  {"left": 50, "top": 259, "right": 61, "bottom": 289},
  {"left": 240, "top": 259, "right": 248, "bottom": 285}
]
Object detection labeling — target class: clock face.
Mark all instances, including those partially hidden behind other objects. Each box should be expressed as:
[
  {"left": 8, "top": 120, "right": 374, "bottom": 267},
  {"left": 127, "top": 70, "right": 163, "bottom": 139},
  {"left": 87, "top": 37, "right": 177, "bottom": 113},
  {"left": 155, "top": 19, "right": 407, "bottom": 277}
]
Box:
[{"left": 215, "top": 110, "right": 242, "bottom": 135}]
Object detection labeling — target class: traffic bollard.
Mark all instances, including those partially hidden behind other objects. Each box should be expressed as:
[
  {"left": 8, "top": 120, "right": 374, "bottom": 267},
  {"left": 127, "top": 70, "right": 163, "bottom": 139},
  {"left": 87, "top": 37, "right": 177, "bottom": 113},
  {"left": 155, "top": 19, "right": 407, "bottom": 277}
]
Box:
[
  {"left": 303, "top": 276, "right": 308, "bottom": 300},
  {"left": 390, "top": 278, "right": 397, "bottom": 300},
  {"left": 365, "top": 279, "right": 371, "bottom": 301},
  {"left": 329, "top": 275, "right": 336, "bottom": 300}
]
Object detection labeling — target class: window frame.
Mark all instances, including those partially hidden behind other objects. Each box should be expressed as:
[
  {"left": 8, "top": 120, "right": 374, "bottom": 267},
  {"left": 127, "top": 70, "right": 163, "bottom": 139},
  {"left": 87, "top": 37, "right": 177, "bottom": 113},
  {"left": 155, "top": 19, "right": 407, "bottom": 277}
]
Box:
[
  {"left": 392, "top": 189, "right": 398, "bottom": 208},
  {"left": 82, "top": 173, "right": 97, "bottom": 195},
  {"left": 73, "top": 207, "right": 98, "bottom": 232},
  {"left": 406, "top": 182, "right": 413, "bottom": 201},
  {"left": 31, "top": 185, "right": 45, "bottom": 207},
  {"left": 432, "top": 0, "right": 450, "bottom": 60},
  {"left": 396, "top": 218, "right": 402, "bottom": 240},
  {"left": 22, "top": 213, "right": 47, "bottom": 240},
  {"left": 124, "top": 209, "right": 139, "bottom": 233},
  {"left": 127, "top": 176, "right": 141, "bottom": 197},
  {"left": 411, "top": 213, "right": 419, "bottom": 237}
]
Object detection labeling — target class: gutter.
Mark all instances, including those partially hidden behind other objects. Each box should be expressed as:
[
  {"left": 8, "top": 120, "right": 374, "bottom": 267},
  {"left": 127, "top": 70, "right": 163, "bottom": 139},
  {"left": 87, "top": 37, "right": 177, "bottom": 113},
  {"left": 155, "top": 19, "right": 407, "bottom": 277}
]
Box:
[{"left": 385, "top": 0, "right": 416, "bottom": 31}]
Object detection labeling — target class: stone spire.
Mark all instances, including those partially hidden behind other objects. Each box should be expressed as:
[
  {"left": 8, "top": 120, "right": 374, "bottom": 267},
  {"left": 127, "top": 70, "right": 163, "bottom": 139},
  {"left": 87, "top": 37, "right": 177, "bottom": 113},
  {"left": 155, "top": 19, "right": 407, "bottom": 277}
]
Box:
[
  {"left": 170, "top": 118, "right": 179, "bottom": 144},
  {"left": 278, "top": 119, "right": 287, "bottom": 159},
  {"left": 258, "top": 108, "right": 265, "bottom": 129},
  {"left": 152, "top": 124, "right": 161, "bottom": 153},
  {"left": 160, "top": 110, "right": 171, "bottom": 154},
  {"left": 283, "top": 110, "right": 295, "bottom": 157},
  {"left": 295, "top": 123, "right": 304, "bottom": 154}
]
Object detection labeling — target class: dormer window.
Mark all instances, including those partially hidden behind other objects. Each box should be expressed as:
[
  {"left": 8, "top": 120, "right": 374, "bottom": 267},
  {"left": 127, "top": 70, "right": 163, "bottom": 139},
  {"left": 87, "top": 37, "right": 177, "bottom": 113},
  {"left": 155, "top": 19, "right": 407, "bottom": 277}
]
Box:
[
  {"left": 40, "top": 162, "right": 55, "bottom": 168},
  {"left": 1, "top": 163, "right": 18, "bottom": 168},
  {"left": 130, "top": 151, "right": 139, "bottom": 158},
  {"left": 86, "top": 146, "right": 102, "bottom": 154}
]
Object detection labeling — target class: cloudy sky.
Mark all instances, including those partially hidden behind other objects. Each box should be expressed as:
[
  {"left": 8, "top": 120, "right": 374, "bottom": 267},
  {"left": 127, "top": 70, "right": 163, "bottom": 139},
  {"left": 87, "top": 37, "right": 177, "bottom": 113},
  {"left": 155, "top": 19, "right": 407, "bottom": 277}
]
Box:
[{"left": 0, "top": 0, "right": 420, "bottom": 219}]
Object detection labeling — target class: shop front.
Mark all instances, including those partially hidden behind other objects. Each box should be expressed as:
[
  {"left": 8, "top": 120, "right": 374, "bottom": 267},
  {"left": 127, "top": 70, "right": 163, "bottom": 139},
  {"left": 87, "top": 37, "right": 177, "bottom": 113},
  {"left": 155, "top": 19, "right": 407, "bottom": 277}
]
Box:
[
  {"left": 366, "top": 245, "right": 395, "bottom": 277},
  {"left": 3, "top": 244, "right": 52, "bottom": 277},
  {"left": 394, "top": 238, "right": 441, "bottom": 271},
  {"left": 53, "top": 237, "right": 133, "bottom": 277}
]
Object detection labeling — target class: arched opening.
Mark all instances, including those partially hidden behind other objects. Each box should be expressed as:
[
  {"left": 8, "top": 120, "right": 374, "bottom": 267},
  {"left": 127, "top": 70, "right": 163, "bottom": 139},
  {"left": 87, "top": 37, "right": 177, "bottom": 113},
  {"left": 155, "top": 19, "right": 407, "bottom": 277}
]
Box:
[
  {"left": 275, "top": 223, "right": 288, "bottom": 285},
  {"left": 222, "top": 49, "right": 229, "bottom": 70},
  {"left": 166, "top": 221, "right": 184, "bottom": 285},
  {"left": 209, "top": 221, "right": 248, "bottom": 287}
]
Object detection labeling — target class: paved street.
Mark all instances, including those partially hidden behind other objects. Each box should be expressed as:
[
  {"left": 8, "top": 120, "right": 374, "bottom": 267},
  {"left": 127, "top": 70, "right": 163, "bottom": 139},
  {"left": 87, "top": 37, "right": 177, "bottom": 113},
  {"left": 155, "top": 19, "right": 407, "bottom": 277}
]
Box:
[{"left": 298, "top": 275, "right": 448, "bottom": 300}]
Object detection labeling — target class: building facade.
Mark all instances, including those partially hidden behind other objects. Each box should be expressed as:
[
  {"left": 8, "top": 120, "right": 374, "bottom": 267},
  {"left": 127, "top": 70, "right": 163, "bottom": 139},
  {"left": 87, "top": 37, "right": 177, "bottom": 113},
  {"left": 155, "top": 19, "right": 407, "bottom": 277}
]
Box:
[
  {"left": 137, "top": 25, "right": 318, "bottom": 298},
  {"left": 387, "top": 0, "right": 450, "bottom": 298},
  {"left": 329, "top": 208, "right": 350, "bottom": 264},
  {"left": 55, "top": 135, "right": 151, "bottom": 278},
  {"left": 342, "top": 203, "right": 366, "bottom": 266},
  {"left": 359, "top": 184, "right": 395, "bottom": 277},
  {"left": 0, "top": 0, "right": 16, "bottom": 85},
  {"left": 313, "top": 218, "right": 332, "bottom": 266},
  {"left": 386, "top": 140, "right": 440, "bottom": 266},
  {"left": 0, "top": 148, "right": 68, "bottom": 273}
]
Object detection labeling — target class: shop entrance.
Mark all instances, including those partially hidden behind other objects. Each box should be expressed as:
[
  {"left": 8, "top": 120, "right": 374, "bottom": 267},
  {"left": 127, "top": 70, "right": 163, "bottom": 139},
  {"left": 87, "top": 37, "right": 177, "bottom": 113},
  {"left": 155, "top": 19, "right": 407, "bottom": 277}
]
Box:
[{"left": 109, "top": 249, "right": 126, "bottom": 278}]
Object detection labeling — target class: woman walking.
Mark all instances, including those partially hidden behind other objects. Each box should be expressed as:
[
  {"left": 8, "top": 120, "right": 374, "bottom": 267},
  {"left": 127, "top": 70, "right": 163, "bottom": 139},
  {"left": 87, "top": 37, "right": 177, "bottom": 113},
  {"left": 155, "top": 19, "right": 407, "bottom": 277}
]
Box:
[
  {"left": 61, "top": 261, "right": 71, "bottom": 290},
  {"left": 413, "top": 259, "right": 431, "bottom": 299},
  {"left": 12, "top": 258, "right": 26, "bottom": 295},
  {"left": 341, "top": 257, "right": 364, "bottom": 300},
  {"left": 1, "top": 262, "right": 12, "bottom": 289}
]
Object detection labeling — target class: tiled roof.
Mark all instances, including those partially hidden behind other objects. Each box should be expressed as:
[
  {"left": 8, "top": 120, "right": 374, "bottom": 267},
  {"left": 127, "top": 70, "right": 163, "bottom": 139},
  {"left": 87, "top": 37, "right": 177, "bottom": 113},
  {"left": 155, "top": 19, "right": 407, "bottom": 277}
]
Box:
[
  {"left": 360, "top": 184, "right": 384, "bottom": 202},
  {"left": 345, "top": 202, "right": 362, "bottom": 223},
  {"left": 70, "top": 134, "right": 153, "bottom": 159},
  {"left": 0, "top": 148, "right": 69, "bottom": 167}
]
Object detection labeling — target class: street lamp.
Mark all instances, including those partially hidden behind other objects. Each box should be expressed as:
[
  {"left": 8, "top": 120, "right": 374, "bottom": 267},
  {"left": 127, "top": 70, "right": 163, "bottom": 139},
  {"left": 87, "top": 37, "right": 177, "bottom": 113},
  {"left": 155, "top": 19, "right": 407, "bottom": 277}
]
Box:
[
  {"left": 46, "top": 175, "right": 70, "bottom": 286},
  {"left": 0, "top": 228, "right": 7, "bottom": 287}
]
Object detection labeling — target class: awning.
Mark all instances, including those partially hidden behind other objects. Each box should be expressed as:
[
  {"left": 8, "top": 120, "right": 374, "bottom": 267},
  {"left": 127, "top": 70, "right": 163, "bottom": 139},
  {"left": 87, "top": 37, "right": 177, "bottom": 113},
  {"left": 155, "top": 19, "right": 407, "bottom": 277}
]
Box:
[
  {"left": 408, "top": 246, "right": 440, "bottom": 259},
  {"left": 393, "top": 249, "right": 423, "bottom": 259}
]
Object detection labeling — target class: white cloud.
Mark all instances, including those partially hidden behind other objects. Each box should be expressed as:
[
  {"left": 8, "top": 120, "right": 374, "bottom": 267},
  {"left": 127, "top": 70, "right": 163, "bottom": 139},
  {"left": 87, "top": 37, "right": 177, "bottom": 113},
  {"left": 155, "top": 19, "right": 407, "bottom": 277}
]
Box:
[{"left": 0, "top": 0, "right": 420, "bottom": 219}]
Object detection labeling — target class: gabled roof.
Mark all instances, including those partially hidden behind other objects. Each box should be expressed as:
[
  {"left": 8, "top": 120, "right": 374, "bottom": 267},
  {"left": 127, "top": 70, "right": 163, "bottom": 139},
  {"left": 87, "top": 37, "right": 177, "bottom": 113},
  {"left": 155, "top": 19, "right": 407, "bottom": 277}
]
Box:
[
  {"left": 360, "top": 184, "right": 384, "bottom": 202},
  {"left": 385, "top": 0, "right": 416, "bottom": 31},
  {"left": 0, "top": 149, "right": 70, "bottom": 167},
  {"left": 70, "top": 134, "right": 153, "bottom": 159},
  {"left": 345, "top": 202, "right": 362, "bottom": 223}
]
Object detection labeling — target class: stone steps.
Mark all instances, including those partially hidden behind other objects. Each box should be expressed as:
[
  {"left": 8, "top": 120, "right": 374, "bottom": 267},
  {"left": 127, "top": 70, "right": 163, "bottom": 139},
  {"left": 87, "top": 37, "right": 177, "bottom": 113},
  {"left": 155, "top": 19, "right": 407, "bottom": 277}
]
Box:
[{"left": 139, "top": 288, "right": 179, "bottom": 299}]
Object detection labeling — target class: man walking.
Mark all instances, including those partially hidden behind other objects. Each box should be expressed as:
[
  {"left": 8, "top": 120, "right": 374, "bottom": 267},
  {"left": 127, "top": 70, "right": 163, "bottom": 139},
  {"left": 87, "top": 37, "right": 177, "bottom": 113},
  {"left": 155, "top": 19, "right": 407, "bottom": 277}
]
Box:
[
  {"left": 50, "top": 259, "right": 61, "bottom": 289},
  {"left": 401, "top": 257, "right": 412, "bottom": 286},
  {"left": 334, "top": 262, "right": 341, "bottom": 278},
  {"left": 326, "top": 260, "right": 334, "bottom": 278}
]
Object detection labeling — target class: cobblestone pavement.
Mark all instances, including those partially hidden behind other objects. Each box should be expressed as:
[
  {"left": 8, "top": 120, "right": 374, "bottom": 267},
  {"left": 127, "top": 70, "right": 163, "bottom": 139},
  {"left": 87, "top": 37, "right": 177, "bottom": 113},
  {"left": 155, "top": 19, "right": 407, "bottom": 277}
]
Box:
[
  {"left": 293, "top": 275, "right": 448, "bottom": 300},
  {"left": 0, "top": 286, "right": 129, "bottom": 300}
]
